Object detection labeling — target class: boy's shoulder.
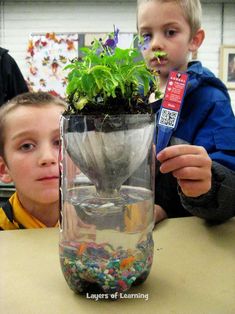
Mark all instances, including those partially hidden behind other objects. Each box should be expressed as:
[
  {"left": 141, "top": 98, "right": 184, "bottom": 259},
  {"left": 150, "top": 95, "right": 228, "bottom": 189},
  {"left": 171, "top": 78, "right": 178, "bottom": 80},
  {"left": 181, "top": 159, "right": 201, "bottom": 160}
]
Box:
[
  {"left": 187, "top": 61, "right": 229, "bottom": 99},
  {"left": 0, "top": 47, "right": 9, "bottom": 60},
  {"left": 0, "top": 47, "right": 14, "bottom": 73},
  {"left": 0, "top": 193, "right": 25, "bottom": 230},
  {"left": 187, "top": 61, "right": 220, "bottom": 84}
]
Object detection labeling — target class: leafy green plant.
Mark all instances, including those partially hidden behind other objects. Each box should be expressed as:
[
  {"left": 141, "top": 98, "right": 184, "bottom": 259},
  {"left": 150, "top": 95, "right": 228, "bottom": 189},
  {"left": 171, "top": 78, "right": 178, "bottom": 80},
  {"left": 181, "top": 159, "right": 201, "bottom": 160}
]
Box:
[{"left": 65, "top": 28, "right": 160, "bottom": 115}]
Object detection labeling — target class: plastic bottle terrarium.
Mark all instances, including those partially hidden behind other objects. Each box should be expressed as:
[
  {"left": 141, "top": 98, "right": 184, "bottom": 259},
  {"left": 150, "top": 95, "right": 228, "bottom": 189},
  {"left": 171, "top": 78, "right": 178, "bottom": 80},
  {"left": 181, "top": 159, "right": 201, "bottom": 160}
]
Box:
[{"left": 59, "top": 28, "right": 160, "bottom": 296}]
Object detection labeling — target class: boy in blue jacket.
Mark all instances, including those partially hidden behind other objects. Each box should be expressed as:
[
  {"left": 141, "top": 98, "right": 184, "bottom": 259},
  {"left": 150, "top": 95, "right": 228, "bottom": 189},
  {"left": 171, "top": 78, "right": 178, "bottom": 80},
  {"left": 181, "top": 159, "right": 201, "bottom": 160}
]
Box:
[{"left": 137, "top": 0, "right": 235, "bottom": 223}]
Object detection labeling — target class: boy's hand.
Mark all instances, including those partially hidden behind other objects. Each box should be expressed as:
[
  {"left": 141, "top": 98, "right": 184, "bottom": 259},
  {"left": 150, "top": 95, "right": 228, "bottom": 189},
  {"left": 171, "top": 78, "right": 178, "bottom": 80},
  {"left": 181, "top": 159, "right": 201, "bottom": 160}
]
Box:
[
  {"left": 157, "top": 145, "right": 212, "bottom": 198},
  {"left": 154, "top": 205, "right": 167, "bottom": 224}
]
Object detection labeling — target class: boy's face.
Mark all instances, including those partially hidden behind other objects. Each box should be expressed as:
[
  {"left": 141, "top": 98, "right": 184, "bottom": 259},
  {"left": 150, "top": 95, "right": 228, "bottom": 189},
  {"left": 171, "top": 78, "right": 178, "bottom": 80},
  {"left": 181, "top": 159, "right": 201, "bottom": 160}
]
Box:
[
  {"left": 1, "top": 104, "right": 63, "bottom": 208},
  {"left": 138, "top": 0, "right": 196, "bottom": 80}
]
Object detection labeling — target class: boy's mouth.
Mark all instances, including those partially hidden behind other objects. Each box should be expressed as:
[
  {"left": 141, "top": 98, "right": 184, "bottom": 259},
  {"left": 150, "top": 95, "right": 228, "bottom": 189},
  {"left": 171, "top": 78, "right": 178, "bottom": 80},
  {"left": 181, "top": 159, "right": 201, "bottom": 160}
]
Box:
[
  {"left": 150, "top": 57, "right": 168, "bottom": 69},
  {"left": 37, "top": 176, "right": 59, "bottom": 182},
  {"left": 152, "top": 51, "right": 168, "bottom": 64}
]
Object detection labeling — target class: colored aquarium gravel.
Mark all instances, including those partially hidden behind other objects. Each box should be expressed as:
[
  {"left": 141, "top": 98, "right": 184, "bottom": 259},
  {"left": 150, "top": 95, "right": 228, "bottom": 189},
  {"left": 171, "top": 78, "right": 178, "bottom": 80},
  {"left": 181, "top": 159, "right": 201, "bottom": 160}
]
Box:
[{"left": 59, "top": 234, "right": 154, "bottom": 295}]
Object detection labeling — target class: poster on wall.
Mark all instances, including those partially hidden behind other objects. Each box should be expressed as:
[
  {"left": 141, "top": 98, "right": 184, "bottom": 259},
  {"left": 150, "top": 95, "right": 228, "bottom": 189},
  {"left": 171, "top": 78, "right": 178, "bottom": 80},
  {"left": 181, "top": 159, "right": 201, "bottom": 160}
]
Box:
[
  {"left": 26, "top": 32, "right": 79, "bottom": 98},
  {"left": 220, "top": 45, "right": 235, "bottom": 89}
]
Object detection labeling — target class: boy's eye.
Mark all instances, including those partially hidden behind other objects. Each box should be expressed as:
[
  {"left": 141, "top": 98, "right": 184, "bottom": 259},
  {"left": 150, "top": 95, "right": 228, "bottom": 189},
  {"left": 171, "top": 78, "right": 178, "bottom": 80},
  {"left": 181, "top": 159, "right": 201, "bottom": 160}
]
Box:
[
  {"left": 20, "top": 143, "right": 35, "bottom": 151},
  {"left": 141, "top": 33, "right": 152, "bottom": 43},
  {"left": 139, "top": 34, "right": 152, "bottom": 51},
  {"left": 53, "top": 139, "right": 60, "bottom": 147},
  {"left": 165, "top": 29, "right": 177, "bottom": 37},
  {"left": 142, "top": 33, "right": 151, "bottom": 40}
]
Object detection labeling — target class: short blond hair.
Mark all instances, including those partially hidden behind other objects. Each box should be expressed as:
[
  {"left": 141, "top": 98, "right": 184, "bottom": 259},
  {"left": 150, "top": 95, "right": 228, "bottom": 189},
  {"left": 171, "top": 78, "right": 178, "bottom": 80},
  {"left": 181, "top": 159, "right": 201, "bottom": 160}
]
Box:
[
  {"left": 137, "top": 0, "right": 202, "bottom": 37},
  {"left": 0, "top": 91, "right": 67, "bottom": 157}
]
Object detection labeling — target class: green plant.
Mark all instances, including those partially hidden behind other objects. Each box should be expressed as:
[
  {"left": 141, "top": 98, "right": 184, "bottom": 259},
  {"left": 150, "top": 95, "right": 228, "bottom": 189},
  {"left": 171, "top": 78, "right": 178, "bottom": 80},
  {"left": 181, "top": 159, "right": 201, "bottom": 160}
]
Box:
[{"left": 65, "top": 28, "right": 160, "bottom": 115}]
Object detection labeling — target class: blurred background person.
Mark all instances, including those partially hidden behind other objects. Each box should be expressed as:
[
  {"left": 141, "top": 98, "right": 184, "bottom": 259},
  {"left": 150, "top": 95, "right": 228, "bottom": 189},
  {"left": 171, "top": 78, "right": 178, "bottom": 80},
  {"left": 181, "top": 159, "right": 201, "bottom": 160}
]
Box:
[{"left": 0, "top": 47, "right": 29, "bottom": 106}]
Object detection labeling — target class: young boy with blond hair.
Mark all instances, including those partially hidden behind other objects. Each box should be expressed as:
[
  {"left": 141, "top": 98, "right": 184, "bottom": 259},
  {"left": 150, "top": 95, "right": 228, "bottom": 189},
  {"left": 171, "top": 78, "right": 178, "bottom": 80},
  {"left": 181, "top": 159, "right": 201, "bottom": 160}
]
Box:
[
  {"left": 137, "top": 0, "right": 235, "bottom": 222},
  {"left": 0, "top": 92, "right": 66, "bottom": 230}
]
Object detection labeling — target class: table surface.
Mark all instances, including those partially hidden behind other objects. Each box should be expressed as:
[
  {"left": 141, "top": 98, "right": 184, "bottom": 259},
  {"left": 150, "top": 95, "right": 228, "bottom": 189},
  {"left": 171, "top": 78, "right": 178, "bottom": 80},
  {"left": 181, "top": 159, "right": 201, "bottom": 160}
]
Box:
[{"left": 0, "top": 216, "right": 235, "bottom": 314}]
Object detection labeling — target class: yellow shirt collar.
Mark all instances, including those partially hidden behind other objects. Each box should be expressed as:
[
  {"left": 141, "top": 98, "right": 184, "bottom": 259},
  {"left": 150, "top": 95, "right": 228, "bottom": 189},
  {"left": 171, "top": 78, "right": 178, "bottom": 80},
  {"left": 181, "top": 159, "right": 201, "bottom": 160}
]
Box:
[{"left": 9, "top": 192, "right": 58, "bottom": 229}]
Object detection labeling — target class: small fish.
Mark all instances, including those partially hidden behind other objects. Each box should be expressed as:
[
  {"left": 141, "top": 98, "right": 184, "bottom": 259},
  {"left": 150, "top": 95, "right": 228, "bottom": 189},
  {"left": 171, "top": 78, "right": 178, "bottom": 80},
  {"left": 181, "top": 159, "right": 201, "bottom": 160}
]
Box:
[
  {"left": 120, "top": 256, "right": 135, "bottom": 269},
  {"left": 77, "top": 243, "right": 87, "bottom": 255}
]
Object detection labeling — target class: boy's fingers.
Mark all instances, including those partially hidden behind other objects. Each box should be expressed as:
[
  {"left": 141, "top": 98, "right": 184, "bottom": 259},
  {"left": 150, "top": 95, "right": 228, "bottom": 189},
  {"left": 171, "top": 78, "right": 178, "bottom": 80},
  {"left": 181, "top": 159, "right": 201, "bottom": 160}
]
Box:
[
  {"left": 157, "top": 145, "right": 207, "bottom": 162},
  {"left": 159, "top": 154, "right": 211, "bottom": 173},
  {"left": 154, "top": 205, "right": 167, "bottom": 224},
  {"left": 172, "top": 166, "right": 211, "bottom": 180},
  {"left": 178, "top": 179, "right": 212, "bottom": 197}
]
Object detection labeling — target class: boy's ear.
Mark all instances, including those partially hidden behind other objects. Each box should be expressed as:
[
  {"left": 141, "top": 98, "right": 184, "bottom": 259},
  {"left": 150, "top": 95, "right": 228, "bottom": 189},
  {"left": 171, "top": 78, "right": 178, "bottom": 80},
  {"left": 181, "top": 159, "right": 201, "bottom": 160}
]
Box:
[
  {"left": 0, "top": 157, "right": 13, "bottom": 184},
  {"left": 189, "top": 28, "right": 205, "bottom": 52}
]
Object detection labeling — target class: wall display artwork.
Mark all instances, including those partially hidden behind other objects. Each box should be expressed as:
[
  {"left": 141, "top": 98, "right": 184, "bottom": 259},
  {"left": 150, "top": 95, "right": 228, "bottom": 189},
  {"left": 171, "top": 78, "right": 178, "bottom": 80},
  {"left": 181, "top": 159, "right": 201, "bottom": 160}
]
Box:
[
  {"left": 220, "top": 45, "right": 235, "bottom": 89},
  {"left": 26, "top": 32, "right": 79, "bottom": 98},
  {"left": 26, "top": 32, "right": 135, "bottom": 98}
]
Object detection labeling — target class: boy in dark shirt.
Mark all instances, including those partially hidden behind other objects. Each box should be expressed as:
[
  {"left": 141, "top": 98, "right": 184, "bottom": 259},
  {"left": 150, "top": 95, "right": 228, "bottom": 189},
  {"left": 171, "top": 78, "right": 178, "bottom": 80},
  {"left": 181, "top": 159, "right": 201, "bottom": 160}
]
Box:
[{"left": 0, "top": 47, "right": 28, "bottom": 106}]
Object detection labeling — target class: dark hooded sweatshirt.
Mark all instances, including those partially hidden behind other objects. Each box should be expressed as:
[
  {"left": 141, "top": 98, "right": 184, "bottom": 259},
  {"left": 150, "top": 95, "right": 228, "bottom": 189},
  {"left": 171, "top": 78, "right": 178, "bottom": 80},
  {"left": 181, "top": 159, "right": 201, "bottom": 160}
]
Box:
[{"left": 0, "top": 47, "right": 28, "bottom": 106}]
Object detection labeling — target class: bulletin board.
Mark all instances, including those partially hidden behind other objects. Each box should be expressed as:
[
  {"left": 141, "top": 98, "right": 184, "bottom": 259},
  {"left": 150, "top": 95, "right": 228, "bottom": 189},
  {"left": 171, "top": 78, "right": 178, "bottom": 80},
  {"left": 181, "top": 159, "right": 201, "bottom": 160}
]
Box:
[
  {"left": 25, "top": 32, "right": 135, "bottom": 98},
  {"left": 26, "top": 32, "right": 79, "bottom": 98}
]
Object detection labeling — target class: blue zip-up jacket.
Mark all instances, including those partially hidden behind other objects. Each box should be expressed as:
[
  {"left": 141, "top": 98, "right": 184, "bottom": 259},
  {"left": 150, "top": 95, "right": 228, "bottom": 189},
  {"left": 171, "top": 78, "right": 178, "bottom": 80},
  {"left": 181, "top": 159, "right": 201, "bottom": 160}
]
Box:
[{"left": 153, "top": 61, "right": 235, "bottom": 222}]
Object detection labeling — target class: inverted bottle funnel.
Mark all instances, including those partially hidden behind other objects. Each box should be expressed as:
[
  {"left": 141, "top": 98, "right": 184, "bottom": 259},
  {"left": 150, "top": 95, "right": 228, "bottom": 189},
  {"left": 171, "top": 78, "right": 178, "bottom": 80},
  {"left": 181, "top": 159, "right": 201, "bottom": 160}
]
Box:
[{"left": 62, "top": 114, "right": 155, "bottom": 198}]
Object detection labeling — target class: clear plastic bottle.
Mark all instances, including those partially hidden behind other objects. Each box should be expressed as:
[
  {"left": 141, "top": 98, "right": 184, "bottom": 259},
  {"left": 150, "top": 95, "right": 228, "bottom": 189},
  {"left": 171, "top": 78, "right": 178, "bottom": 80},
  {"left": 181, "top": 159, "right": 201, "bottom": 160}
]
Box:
[{"left": 59, "top": 114, "right": 155, "bottom": 296}]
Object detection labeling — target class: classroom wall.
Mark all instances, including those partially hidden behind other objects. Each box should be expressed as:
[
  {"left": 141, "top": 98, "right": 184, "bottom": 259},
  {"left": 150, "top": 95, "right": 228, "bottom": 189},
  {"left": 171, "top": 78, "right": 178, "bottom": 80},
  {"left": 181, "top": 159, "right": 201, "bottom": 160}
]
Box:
[{"left": 0, "top": 0, "right": 234, "bottom": 111}]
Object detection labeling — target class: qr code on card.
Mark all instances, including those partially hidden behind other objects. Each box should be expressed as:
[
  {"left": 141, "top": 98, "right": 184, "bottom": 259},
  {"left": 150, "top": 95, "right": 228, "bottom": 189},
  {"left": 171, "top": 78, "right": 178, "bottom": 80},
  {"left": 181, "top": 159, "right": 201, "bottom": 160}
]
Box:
[{"left": 159, "top": 108, "right": 178, "bottom": 128}]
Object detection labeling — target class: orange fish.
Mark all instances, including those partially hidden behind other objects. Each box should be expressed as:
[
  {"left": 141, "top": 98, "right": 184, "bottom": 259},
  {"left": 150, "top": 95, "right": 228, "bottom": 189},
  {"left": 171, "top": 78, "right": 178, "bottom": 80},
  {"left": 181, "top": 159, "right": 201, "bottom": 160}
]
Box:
[
  {"left": 77, "top": 243, "right": 87, "bottom": 255},
  {"left": 120, "top": 256, "right": 135, "bottom": 269}
]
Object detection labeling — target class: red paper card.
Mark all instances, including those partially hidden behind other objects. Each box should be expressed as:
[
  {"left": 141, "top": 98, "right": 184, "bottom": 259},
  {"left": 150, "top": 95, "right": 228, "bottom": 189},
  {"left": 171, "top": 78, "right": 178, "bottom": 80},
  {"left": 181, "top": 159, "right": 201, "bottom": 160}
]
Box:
[{"left": 162, "top": 71, "right": 188, "bottom": 111}]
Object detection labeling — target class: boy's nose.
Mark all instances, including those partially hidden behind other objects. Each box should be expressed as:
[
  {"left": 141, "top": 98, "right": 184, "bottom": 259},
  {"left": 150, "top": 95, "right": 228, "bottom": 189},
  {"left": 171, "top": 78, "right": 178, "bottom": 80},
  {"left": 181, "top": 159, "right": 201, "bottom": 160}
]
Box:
[
  {"left": 38, "top": 146, "right": 58, "bottom": 166},
  {"left": 151, "top": 34, "right": 164, "bottom": 51}
]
